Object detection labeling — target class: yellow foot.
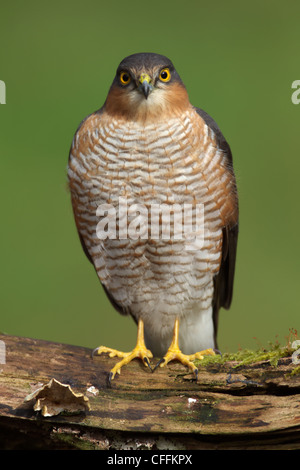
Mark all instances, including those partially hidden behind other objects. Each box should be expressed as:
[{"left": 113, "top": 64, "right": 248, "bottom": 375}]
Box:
[
  {"left": 154, "top": 318, "right": 215, "bottom": 379},
  {"left": 92, "top": 319, "right": 153, "bottom": 384}
]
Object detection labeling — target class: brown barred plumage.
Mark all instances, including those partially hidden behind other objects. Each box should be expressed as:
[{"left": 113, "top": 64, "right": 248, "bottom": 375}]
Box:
[{"left": 68, "top": 53, "right": 238, "bottom": 381}]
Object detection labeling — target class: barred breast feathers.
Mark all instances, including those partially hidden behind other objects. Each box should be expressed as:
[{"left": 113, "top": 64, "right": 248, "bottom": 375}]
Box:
[{"left": 68, "top": 105, "right": 237, "bottom": 274}]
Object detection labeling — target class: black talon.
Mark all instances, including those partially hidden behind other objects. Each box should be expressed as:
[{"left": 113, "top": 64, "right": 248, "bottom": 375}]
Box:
[
  {"left": 214, "top": 348, "right": 222, "bottom": 357},
  {"left": 153, "top": 357, "right": 165, "bottom": 372},
  {"left": 194, "top": 368, "right": 199, "bottom": 381},
  {"left": 91, "top": 347, "right": 99, "bottom": 359},
  {"left": 143, "top": 356, "right": 153, "bottom": 372},
  {"left": 107, "top": 371, "right": 114, "bottom": 387}
]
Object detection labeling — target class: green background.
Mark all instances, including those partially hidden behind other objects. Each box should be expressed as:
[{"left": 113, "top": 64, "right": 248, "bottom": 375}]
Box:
[{"left": 1, "top": 0, "right": 299, "bottom": 354}]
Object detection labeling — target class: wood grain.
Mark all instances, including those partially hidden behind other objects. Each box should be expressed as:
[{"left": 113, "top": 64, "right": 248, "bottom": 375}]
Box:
[{"left": 0, "top": 334, "right": 299, "bottom": 450}]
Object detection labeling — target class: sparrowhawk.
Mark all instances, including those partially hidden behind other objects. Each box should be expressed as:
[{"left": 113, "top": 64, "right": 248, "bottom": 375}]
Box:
[{"left": 68, "top": 53, "right": 239, "bottom": 383}]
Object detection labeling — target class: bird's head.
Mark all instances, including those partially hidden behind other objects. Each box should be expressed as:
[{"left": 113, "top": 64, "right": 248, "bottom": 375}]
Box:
[{"left": 105, "top": 53, "right": 190, "bottom": 122}]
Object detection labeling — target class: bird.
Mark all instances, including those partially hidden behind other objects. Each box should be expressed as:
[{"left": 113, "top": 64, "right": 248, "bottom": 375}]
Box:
[{"left": 67, "top": 52, "right": 238, "bottom": 384}]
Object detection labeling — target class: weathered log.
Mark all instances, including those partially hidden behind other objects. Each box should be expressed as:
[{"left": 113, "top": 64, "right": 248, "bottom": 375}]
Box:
[{"left": 0, "top": 334, "right": 299, "bottom": 450}]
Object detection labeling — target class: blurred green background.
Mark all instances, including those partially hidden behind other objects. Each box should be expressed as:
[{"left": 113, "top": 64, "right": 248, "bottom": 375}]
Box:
[{"left": 0, "top": 0, "right": 299, "bottom": 354}]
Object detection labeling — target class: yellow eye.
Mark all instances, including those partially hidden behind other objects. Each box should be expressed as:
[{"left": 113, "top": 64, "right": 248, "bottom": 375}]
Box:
[
  {"left": 120, "top": 71, "right": 131, "bottom": 85},
  {"left": 159, "top": 68, "right": 171, "bottom": 82}
]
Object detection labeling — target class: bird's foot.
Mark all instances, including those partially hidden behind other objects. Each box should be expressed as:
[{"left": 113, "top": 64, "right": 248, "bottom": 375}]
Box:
[
  {"left": 92, "top": 319, "right": 153, "bottom": 384},
  {"left": 154, "top": 346, "right": 215, "bottom": 378},
  {"left": 94, "top": 344, "right": 153, "bottom": 383},
  {"left": 153, "top": 317, "right": 215, "bottom": 379}
]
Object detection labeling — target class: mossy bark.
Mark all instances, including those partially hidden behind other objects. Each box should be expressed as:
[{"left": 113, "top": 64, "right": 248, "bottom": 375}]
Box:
[{"left": 0, "top": 334, "right": 300, "bottom": 450}]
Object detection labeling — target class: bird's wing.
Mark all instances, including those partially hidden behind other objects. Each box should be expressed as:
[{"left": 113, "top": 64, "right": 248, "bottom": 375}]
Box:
[
  {"left": 194, "top": 107, "right": 239, "bottom": 346},
  {"left": 78, "top": 231, "right": 131, "bottom": 317},
  {"left": 68, "top": 110, "right": 101, "bottom": 267},
  {"left": 68, "top": 108, "right": 131, "bottom": 317}
]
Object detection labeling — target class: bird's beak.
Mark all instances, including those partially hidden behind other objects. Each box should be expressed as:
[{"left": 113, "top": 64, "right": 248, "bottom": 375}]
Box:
[{"left": 138, "top": 73, "right": 153, "bottom": 99}]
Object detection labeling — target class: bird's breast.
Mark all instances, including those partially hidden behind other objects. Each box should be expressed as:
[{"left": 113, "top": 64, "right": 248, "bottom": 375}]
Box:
[{"left": 68, "top": 109, "right": 234, "bottom": 314}]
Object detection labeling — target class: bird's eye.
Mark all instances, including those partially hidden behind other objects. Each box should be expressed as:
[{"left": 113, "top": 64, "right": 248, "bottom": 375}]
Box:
[
  {"left": 120, "top": 71, "right": 131, "bottom": 85},
  {"left": 159, "top": 68, "right": 171, "bottom": 82}
]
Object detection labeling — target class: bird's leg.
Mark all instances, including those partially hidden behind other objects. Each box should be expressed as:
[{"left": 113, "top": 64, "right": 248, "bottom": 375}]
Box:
[
  {"left": 154, "top": 318, "right": 215, "bottom": 378},
  {"left": 93, "top": 318, "right": 153, "bottom": 383}
]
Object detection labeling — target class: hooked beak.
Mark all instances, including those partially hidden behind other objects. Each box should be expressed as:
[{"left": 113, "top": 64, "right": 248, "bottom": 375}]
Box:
[{"left": 138, "top": 73, "right": 153, "bottom": 99}]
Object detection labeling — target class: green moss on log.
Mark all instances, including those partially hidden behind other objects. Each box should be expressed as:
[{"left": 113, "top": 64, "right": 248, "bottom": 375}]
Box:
[{"left": 195, "top": 329, "right": 299, "bottom": 370}]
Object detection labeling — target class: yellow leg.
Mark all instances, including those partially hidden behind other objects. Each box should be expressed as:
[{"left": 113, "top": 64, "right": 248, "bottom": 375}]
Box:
[
  {"left": 93, "top": 319, "right": 153, "bottom": 383},
  {"left": 155, "top": 318, "right": 215, "bottom": 378}
]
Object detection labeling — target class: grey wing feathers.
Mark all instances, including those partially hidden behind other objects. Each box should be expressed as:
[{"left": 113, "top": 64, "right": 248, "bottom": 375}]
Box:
[{"left": 194, "top": 107, "right": 239, "bottom": 346}]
